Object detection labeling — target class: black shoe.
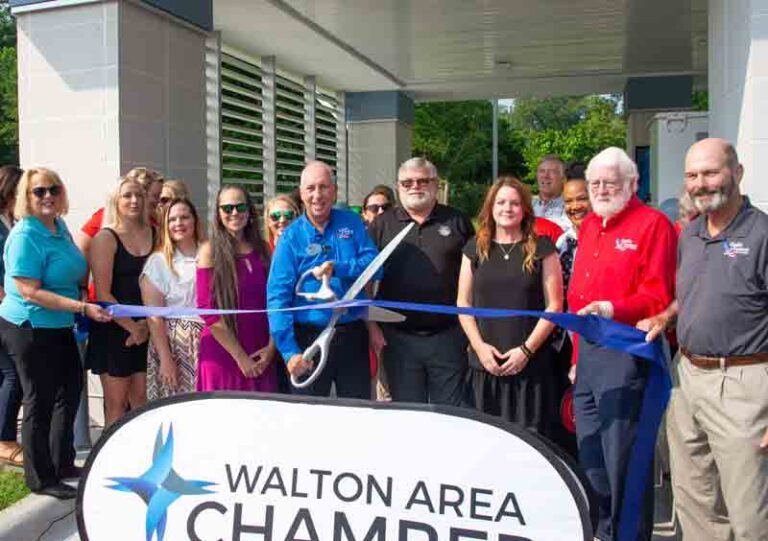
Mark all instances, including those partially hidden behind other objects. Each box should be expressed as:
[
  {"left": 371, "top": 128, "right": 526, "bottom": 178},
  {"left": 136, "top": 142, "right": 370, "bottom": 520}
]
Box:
[
  {"left": 34, "top": 483, "right": 77, "bottom": 500},
  {"left": 58, "top": 466, "right": 83, "bottom": 479}
]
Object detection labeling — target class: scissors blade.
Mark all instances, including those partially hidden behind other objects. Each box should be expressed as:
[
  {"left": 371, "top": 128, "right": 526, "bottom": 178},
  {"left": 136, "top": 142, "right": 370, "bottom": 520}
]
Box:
[
  {"left": 340, "top": 221, "right": 414, "bottom": 302},
  {"left": 364, "top": 305, "right": 406, "bottom": 323}
]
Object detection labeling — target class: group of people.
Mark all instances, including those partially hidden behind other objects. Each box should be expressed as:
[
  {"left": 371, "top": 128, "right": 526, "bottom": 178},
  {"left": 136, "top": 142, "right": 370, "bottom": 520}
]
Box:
[{"left": 0, "top": 137, "right": 763, "bottom": 541}]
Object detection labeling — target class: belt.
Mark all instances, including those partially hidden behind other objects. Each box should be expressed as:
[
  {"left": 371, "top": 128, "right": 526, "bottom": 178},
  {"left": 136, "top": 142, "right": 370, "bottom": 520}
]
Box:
[{"left": 681, "top": 348, "right": 768, "bottom": 369}]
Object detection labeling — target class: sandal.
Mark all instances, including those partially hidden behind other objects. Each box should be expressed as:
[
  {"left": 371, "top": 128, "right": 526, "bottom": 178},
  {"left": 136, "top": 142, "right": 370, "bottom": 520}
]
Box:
[{"left": 0, "top": 443, "right": 23, "bottom": 467}]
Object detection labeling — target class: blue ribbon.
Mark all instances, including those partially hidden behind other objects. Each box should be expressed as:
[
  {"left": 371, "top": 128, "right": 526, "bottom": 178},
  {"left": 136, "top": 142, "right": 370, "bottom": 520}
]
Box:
[{"left": 107, "top": 299, "right": 669, "bottom": 540}]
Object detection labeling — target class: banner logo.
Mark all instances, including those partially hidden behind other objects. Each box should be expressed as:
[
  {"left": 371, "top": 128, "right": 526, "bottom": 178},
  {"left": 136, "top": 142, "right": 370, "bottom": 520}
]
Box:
[{"left": 106, "top": 424, "right": 215, "bottom": 541}]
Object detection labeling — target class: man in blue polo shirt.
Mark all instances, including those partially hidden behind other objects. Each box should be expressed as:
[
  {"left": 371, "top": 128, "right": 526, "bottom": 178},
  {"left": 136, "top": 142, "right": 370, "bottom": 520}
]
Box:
[{"left": 267, "top": 160, "right": 379, "bottom": 398}]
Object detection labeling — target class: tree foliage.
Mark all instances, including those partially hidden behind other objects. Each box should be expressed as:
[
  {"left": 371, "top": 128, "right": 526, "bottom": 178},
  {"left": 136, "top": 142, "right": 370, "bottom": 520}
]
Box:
[
  {"left": 0, "top": 1, "right": 17, "bottom": 165},
  {"left": 412, "top": 95, "right": 626, "bottom": 216}
]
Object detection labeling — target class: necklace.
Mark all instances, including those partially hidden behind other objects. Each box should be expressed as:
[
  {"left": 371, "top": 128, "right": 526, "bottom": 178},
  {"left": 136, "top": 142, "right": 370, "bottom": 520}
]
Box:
[{"left": 496, "top": 242, "right": 517, "bottom": 260}]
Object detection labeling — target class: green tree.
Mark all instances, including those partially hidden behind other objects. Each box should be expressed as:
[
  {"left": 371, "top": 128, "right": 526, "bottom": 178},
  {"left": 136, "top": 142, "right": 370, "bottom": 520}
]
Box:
[
  {"left": 508, "top": 95, "right": 625, "bottom": 182},
  {"left": 0, "top": 1, "right": 17, "bottom": 165},
  {"left": 412, "top": 101, "right": 525, "bottom": 216}
]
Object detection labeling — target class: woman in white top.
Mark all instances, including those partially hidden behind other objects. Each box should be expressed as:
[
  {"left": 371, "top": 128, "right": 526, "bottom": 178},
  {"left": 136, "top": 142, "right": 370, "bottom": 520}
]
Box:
[{"left": 140, "top": 199, "right": 204, "bottom": 399}]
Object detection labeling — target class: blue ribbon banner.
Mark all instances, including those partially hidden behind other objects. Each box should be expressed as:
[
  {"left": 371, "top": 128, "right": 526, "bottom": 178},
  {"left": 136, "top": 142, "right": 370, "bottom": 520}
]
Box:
[{"left": 106, "top": 299, "right": 669, "bottom": 541}]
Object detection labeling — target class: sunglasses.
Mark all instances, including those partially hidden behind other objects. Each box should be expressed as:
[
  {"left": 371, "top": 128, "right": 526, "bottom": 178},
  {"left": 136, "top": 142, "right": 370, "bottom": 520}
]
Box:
[
  {"left": 399, "top": 177, "right": 434, "bottom": 189},
  {"left": 219, "top": 203, "right": 249, "bottom": 214},
  {"left": 269, "top": 210, "right": 296, "bottom": 222},
  {"left": 31, "top": 185, "right": 63, "bottom": 198},
  {"left": 365, "top": 203, "right": 391, "bottom": 214}
]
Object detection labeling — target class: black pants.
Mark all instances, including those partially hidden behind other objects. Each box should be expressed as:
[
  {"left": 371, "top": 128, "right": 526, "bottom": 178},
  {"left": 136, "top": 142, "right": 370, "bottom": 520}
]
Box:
[
  {"left": 0, "top": 318, "right": 82, "bottom": 490},
  {"left": 574, "top": 338, "right": 654, "bottom": 541},
  {"left": 292, "top": 320, "right": 370, "bottom": 399},
  {"left": 381, "top": 324, "right": 467, "bottom": 406},
  {"left": 0, "top": 344, "right": 21, "bottom": 442}
]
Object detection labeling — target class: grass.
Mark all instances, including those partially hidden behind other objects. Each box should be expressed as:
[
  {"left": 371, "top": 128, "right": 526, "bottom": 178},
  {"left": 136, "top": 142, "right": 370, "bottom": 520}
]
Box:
[{"left": 0, "top": 469, "right": 30, "bottom": 511}]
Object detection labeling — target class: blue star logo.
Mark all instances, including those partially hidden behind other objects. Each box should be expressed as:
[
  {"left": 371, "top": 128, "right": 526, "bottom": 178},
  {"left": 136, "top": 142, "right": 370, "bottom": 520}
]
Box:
[{"left": 107, "top": 424, "right": 216, "bottom": 541}]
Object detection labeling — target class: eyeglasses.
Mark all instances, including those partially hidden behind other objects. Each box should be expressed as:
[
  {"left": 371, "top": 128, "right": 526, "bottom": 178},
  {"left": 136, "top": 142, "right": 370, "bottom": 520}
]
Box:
[
  {"left": 219, "top": 203, "right": 249, "bottom": 214},
  {"left": 365, "top": 203, "right": 391, "bottom": 214},
  {"left": 31, "top": 185, "right": 63, "bottom": 198},
  {"left": 269, "top": 210, "right": 296, "bottom": 222},
  {"left": 399, "top": 177, "right": 434, "bottom": 189}
]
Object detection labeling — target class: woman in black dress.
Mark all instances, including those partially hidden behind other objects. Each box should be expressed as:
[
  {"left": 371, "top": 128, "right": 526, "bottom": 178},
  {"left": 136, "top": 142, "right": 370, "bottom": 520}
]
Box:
[
  {"left": 457, "top": 176, "right": 563, "bottom": 436},
  {"left": 86, "top": 176, "right": 154, "bottom": 427}
]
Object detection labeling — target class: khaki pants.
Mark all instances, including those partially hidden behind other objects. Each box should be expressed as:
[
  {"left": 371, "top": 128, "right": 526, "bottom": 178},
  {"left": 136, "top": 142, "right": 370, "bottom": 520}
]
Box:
[{"left": 667, "top": 355, "right": 768, "bottom": 541}]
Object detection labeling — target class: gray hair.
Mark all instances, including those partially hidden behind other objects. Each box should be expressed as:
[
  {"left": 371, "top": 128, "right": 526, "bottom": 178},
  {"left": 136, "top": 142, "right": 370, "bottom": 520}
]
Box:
[
  {"left": 538, "top": 154, "right": 566, "bottom": 172},
  {"left": 300, "top": 160, "right": 335, "bottom": 185},
  {"left": 586, "top": 147, "right": 638, "bottom": 184},
  {"left": 398, "top": 157, "right": 438, "bottom": 180}
]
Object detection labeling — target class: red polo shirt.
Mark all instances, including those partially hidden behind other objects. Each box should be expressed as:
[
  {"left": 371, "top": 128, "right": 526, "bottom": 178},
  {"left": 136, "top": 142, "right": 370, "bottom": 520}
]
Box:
[
  {"left": 568, "top": 195, "right": 677, "bottom": 326},
  {"left": 534, "top": 217, "right": 564, "bottom": 245}
]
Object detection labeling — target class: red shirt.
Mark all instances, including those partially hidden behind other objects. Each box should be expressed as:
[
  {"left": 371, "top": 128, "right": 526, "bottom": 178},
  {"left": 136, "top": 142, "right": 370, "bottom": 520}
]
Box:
[
  {"left": 568, "top": 196, "right": 677, "bottom": 326},
  {"left": 81, "top": 208, "right": 104, "bottom": 238},
  {"left": 534, "top": 217, "right": 564, "bottom": 245}
]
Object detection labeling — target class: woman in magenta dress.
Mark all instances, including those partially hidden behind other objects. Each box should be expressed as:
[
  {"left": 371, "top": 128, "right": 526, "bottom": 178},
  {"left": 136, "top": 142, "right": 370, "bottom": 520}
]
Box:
[{"left": 196, "top": 185, "right": 277, "bottom": 392}]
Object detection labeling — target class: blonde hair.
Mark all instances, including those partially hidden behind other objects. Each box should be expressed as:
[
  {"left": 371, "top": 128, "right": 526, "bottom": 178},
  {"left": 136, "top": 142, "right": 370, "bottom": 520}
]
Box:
[
  {"left": 103, "top": 176, "right": 148, "bottom": 228},
  {"left": 161, "top": 179, "right": 189, "bottom": 200},
  {"left": 124, "top": 166, "right": 164, "bottom": 189},
  {"left": 157, "top": 198, "right": 203, "bottom": 276},
  {"left": 264, "top": 194, "right": 300, "bottom": 246},
  {"left": 14, "top": 167, "right": 69, "bottom": 220}
]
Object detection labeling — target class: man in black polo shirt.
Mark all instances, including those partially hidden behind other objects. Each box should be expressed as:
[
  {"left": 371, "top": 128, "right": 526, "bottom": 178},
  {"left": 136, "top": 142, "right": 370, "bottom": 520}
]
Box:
[
  {"left": 639, "top": 138, "right": 768, "bottom": 541},
  {"left": 368, "top": 157, "right": 474, "bottom": 406}
]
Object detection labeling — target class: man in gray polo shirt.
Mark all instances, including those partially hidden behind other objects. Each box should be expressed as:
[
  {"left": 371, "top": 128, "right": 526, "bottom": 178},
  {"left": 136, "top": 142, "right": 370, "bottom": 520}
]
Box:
[{"left": 639, "top": 138, "right": 768, "bottom": 541}]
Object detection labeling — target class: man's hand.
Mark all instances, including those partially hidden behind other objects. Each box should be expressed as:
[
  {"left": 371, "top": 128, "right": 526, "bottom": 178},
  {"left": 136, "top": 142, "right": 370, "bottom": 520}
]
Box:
[
  {"left": 568, "top": 364, "right": 576, "bottom": 384},
  {"left": 760, "top": 428, "right": 768, "bottom": 453},
  {"left": 367, "top": 322, "right": 387, "bottom": 355},
  {"left": 311, "top": 261, "right": 334, "bottom": 280},
  {"left": 287, "top": 353, "right": 314, "bottom": 377},
  {"left": 577, "top": 301, "right": 614, "bottom": 319},
  {"left": 636, "top": 312, "right": 671, "bottom": 342}
]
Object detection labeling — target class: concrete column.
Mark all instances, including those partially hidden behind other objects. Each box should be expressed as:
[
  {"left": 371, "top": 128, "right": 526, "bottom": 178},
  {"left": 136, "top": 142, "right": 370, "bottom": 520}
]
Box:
[
  {"left": 14, "top": 0, "right": 210, "bottom": 429},
  {"left": 709, "top": 0, "right": 768, "bottom": 211},
  {"left": 345, "top": 90, "right": 413, "bottom": 206},
  {"left": 15, "top": 0, "right": 210, "bottom": 230}
]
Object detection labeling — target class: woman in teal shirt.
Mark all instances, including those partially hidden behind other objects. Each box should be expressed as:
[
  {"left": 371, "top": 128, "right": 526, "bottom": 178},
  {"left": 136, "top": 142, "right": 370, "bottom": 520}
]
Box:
[{"left": 0, "top": 167, "right": 110, "bottom": 499}]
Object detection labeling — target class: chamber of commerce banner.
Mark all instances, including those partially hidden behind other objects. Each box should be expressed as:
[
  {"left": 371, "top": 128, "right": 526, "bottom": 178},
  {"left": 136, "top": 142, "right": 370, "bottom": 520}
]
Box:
[{"left": 77, "top": 393, "right": 592, "bottom": 541}]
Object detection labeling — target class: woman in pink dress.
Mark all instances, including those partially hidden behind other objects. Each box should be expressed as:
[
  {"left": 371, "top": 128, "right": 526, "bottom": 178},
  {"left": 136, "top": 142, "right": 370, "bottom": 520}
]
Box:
[{"left": 196, "top": 186, "right": 277, "bottom": 392}]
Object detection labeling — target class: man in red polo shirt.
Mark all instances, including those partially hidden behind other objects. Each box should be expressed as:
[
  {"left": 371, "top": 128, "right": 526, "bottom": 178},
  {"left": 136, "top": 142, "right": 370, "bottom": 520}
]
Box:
[{"left": 568, "top": 147, "right": 676, "bottom": 541}]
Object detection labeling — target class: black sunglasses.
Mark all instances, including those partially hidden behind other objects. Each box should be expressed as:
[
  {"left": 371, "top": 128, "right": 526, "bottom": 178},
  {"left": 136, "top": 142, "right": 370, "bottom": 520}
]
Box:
[
  {"left": 269, "top": 210, "right": 296, "bottom": 222},
  {"left": 31, "top": 185, "right": 63, "bottom": 198},
  {"left": 365, "top": 203, "right": 391, "bottom": 214},
  {"left": 219, "top": 203, "right": 249, "bottom": 214},
  {"left": 398, "top": 177, "right": 434, "bottom": 189}
]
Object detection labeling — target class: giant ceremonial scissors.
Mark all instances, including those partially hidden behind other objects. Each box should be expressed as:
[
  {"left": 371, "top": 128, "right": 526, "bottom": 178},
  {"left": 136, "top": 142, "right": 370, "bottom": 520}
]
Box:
[{"left": 291, "top": 222, "right": 415, "bottom": 388}]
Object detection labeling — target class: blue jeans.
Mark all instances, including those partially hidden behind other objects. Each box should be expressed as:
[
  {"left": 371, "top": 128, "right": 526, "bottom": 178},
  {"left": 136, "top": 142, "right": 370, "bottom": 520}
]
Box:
[{"left": 0, "top": 344, "right": 21, "bottom": 442}]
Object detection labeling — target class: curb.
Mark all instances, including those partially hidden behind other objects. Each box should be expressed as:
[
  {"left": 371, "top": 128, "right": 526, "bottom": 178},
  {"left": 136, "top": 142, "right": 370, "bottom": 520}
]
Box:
[{"left": 0, "top": 482, "right": 77, "bottom": 541}]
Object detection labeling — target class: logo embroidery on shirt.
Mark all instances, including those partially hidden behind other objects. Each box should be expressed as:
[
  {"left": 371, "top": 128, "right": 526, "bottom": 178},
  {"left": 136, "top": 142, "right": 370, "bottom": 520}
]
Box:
[
  {"left": 723, "top": 240, "right": 750, "bottom": 258},
  {"left": 614, "top": 238, "right": 638, "bottom": 252},
  {"left": 306, "top": 243, "right": 322, "bottom": 256},
  {"left": 336, "top": 227, "right": 353, "bottom": 240},
  {"left": 438, "top": 225, "right": 452, "bottom": 237}
]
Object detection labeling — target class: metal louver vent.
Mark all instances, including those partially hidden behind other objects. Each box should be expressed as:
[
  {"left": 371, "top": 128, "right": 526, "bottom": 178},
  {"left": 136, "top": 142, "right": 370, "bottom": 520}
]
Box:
[{"left": 220, "top": 52, "right": 264, "bottom": 205}]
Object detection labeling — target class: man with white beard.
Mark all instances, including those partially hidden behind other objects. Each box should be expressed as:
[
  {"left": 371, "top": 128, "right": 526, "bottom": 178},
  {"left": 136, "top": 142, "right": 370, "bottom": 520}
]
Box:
[
  {"left": 568, "top": 147, "right": 677, "bottom": 541},
  {"left": 368, "top": 158, "right": 474, "bottom": 405},
  {"left": 638, "top": 139, "right": 768, "bottom": 541}
]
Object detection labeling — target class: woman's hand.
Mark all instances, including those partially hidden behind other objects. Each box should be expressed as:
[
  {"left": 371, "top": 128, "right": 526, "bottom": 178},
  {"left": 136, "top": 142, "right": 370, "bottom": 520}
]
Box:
[
  {"left": 473, "top": 341, "right": 503, "bottom": 376},
  {"left": 84, "top": 303, "right": 111, "bottom": 323},
  {"left": 499, "top": 347, "right": 530, "bottom": 377},
  {"left": 250, "top": 345, "right": 274, "bottom": 377},
  {"left": 125, "top": 320, "right": 149, "bottom": 347},
  {"left": 159, "top": 358, "right": 178, "bottom": 389},
  {"left": 236, "top": 351, "right": 260, "bottom": 378}
]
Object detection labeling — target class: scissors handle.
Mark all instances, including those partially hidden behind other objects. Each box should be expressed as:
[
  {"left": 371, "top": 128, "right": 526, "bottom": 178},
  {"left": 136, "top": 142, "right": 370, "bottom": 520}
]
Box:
[
  {"left": 295, "top": 269, "right": 336, "bottom": 302},
  {"left": 291, "top": 324, "right": 337, "bottom": 388}
]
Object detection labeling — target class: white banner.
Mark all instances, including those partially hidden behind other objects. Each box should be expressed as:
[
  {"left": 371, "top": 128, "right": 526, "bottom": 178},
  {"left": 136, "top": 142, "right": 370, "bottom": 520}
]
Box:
[{"left": 77, "top": 394, "right": 591, "bottom": 541}]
